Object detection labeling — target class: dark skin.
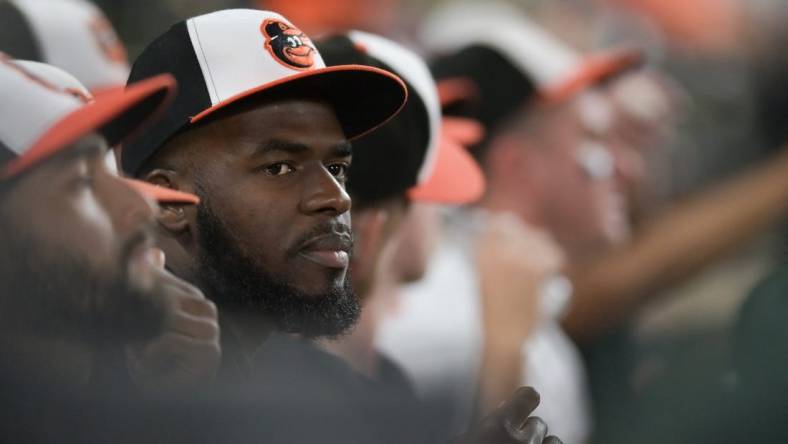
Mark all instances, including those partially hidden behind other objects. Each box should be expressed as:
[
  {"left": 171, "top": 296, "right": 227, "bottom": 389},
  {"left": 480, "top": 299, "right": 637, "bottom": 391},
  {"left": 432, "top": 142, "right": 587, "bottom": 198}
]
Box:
[{"left": 142, "top": 97, "right": 352, "bottom": 354}]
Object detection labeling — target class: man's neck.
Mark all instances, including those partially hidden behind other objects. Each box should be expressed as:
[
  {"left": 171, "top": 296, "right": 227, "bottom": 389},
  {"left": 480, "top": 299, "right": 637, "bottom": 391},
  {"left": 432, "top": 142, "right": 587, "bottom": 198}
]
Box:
[{"left": 221, "top": 310, "right": 274, "bottom": 361}]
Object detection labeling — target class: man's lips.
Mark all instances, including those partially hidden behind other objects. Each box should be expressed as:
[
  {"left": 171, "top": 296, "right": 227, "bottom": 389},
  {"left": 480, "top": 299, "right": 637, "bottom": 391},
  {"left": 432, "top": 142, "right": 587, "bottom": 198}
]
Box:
[{"left": 297, "top": 233, "right": 352, "bottom": 270}]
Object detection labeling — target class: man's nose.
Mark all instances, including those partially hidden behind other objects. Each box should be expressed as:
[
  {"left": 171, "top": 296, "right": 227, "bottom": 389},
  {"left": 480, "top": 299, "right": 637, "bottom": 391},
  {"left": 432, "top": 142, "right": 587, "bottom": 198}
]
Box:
[{"left": 298, "top": 166, "right": 351, "bottom": 216}]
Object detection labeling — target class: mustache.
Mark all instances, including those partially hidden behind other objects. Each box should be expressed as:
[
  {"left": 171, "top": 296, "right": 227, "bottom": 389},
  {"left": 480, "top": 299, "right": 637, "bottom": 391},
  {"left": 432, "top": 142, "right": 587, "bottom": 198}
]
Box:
[{"left": 291, "top": 221, "right": 353, "bottom": 255}]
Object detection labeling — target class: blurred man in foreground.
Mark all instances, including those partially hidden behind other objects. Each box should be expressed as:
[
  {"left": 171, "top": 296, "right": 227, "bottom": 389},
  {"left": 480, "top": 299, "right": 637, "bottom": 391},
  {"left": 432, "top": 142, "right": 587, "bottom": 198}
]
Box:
[{"left": 0, "top": 56, "right": 225, "bottom": 440}]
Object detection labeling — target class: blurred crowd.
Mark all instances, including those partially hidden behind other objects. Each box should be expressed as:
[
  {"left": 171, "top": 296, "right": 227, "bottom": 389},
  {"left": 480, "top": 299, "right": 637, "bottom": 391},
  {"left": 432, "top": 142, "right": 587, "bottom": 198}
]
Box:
[{"left": 2, "top": 0, "right": 788, "bottom": 443}]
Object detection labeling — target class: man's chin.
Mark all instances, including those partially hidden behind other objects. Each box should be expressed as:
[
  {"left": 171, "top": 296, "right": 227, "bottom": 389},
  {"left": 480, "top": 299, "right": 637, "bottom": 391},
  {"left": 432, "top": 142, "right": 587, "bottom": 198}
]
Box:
[{"left": 290, "top": 276, "right": 351, "bottom": 301}]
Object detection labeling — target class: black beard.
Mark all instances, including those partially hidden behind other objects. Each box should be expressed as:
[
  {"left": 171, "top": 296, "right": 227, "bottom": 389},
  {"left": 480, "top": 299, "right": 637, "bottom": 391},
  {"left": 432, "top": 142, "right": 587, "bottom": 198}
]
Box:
[
  {"left": 195, "top": 201, "right": 360, "bottom": 339},
  {"left": 0, "top": 221, "right": 165, "bottom": 347}
]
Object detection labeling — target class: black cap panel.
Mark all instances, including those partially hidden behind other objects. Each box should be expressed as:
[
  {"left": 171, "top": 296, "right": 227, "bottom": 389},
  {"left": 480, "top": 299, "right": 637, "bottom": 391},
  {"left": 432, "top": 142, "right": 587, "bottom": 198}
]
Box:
[
  {"left": 0, "top": 1, "right": 43, "bottom": 61},
  {"left": 430, "top": 45, "right": 536, "bottom": 158},
  {"left": 122, "top": 21, "right": 211, "bottom": 175},
  {"left": 318, "top": 35, "right": 430, "bottom": 206}
]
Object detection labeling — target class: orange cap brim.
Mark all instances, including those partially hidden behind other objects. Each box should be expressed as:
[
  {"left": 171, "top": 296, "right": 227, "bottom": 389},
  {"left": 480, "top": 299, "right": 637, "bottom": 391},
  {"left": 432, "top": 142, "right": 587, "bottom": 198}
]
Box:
[
  {"left": 2, "top": 73, "right": 176, "bottom": 178},
  {"left": 189, "top": 64, "right": 407, "bottom": 142},
  {"left": 123, "top": 179, "right": 200, "bottom": 205},
  {"left": 441, "top": 116, "right": 485, "bottom": 146},
  {"left": 408, "top": 120, "right": 486, "bottom": 204},
  {"left": 540, "top": 48, "right": 643, "bottom": 105},
  {"left": 436, "top": 77, "right": 480, "bottom": 109}
]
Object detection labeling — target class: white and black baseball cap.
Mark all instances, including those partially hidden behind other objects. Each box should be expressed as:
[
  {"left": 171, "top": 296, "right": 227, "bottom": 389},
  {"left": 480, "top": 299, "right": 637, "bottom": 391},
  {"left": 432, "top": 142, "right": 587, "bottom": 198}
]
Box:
[
  {"left": 0, "top": 55, "right": 155, "bottom": 177},
  {"left": 120, "top": 9, "right": 408, "bottom": 176},
  {"left": 319, "top": 31, "right": 485, "bottom": 205},
  {"left": 0, "top": 56, "right": 199, "bottom": 204},
  {"left": 423, "top": 2, "right": 641, "bottom": 104},
  {"left": 423, "top": 2, "right": 641, "bottom": 151},
  {"left": 0, "top": 0, "right": 130, "bottom": 92}
]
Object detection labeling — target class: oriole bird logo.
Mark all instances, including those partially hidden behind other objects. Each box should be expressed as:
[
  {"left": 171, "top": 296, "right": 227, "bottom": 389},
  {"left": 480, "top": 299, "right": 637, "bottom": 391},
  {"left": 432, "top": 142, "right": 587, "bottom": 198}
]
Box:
[{"left": 261, "top": 20, "right": 315, "bottom": 70}]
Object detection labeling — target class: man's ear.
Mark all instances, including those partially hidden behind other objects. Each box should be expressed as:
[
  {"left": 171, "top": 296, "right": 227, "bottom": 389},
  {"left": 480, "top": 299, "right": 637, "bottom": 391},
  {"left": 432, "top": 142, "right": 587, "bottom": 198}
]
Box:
[{"left": 143, "top": 169, "right": 192, "bottom": 234}]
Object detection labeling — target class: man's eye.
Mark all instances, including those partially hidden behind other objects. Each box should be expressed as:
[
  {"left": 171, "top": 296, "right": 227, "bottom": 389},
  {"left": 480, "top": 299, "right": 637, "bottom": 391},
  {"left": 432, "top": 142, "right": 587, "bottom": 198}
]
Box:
[
  {"left": 264, "top": 163, "right": 295, "bottom": 176},
  {"left": 327, "top": 163, "right": 349, "bottom": 180}
]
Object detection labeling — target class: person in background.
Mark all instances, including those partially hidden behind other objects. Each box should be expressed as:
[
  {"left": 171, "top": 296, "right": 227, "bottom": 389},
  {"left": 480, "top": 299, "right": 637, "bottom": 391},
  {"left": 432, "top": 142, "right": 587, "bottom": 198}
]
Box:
[
  {"left": 315, "top": 32, "right": 501, "bottom": 442},
  {"left": 376, "top": 3, "right": 640, "bottom": 443}
]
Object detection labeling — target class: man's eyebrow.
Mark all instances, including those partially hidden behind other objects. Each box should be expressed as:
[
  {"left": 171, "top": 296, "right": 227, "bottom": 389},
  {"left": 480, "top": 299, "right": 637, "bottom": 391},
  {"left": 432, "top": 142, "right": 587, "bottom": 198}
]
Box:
[
  {"left": 333, "top": 141, "right": 352, "bottom": 158},
  {"left": 252, "top": 140, "right": 352, "bottom": 158},
  {"left": 253, "top": 139, "right": 311, "bottom": 156}
]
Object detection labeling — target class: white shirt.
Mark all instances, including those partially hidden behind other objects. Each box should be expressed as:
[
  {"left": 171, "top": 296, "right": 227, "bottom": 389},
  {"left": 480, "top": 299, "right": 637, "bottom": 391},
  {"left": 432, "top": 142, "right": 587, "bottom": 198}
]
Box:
[{"left": 376, "top": 216, "right": 593, "bottom": 444}]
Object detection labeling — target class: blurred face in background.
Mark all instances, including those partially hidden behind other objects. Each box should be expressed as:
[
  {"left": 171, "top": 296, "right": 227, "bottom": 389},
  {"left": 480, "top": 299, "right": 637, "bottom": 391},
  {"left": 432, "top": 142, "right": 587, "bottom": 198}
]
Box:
[
  {"left": 0, "top": 134, "right": 164, "bottom": 343},
  {"left": 606, "top": 71, "right": 676, "bottom": 219},
  {"left": 521, "top": 91, "right": 630, "bottom": 258},
  {"left": 388, "top": 203, "right": 442, "bottom": 284}
]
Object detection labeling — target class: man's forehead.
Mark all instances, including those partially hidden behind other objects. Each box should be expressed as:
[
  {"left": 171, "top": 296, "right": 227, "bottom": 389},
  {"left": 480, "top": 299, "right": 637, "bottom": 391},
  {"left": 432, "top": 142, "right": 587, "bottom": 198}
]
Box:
[
  {"left": 222, "top": 102, "right": 347, "bottom": 151},
  {"left": 212, "top": 96, "right": 344, "bottom": 135},
  {"left": 249, "top": 138, "right": 352, "bottom": 157}
]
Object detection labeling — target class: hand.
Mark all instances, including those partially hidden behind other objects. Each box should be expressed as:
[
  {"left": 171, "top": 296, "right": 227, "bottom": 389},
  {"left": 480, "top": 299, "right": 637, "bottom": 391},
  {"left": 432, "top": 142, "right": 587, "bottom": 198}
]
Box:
[
  {"left": 475, "top": 213, "right": 565, "bottom": 348},
  {"left": 126, "top": 249, "right": 221, "bottom": 394},
  {"left": 456, "top": 387, "right": 562, "bottom": 444}
]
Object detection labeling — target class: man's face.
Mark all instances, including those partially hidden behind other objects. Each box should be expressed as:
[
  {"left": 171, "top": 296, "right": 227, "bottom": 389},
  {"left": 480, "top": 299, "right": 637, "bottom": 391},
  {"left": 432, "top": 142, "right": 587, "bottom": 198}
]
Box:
[
  {"left": 0, "top": 134, "right": 165, "bottom": 342},
  {"left": 533, "top": 92, "right": 630, "bottom": 256},
  {"left": 170, "top": 97, "right": 358, "bottom": 337}
]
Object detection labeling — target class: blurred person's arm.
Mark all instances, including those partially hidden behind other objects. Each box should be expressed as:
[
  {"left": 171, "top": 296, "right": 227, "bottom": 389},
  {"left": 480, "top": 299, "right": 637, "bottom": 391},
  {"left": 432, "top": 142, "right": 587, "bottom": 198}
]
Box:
[
  {"left": 474, "top": 214, "right": 565, "bottom": 416},
  {"left": 564, "top": 148, "right": 788, "bottom": 342}
]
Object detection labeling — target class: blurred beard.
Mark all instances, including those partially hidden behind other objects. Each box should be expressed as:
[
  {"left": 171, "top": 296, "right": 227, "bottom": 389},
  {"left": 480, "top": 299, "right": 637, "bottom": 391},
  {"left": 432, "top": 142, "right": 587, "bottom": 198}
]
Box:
[
  {"left": 0, "top": 221, "right": 166, "bottom": 346},
  {"left": 195, "top": 202, "right": 360, "bottom": 339}
]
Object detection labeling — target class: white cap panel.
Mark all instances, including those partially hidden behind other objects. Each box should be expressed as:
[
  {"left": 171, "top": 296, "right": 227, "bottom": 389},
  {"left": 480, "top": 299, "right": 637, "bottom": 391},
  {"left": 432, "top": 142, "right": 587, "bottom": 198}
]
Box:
[
  {"left": 0, "top": 58, "right": 82, "bottom": 155},
  {"left": 16, "top": 60, "right": 91, "bottom": 99},
  {"left": 421, "top": 2, "right": 579, "bottom": 87},
  {"left": 186, "top": 9, "right": 327, "bottom": 107}
]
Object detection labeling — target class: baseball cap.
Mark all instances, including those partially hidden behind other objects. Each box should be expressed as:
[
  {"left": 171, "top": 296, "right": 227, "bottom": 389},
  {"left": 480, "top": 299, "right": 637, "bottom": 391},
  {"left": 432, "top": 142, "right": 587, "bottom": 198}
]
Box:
[
  {"left": 408, "top": 115, "right": 485, "bottom": 204},
  {"left": 121, "top": 9, "right": 407, "bottom": 176},
  {"left": 318, "top": 31, "right": 484, "bottom": 205},
  {"left": 0, "top": 56, "right": 197, "bottom": 205},
  {"left": 424, "top": 2, "right": 641, "bottom": 130},
  {"left": 0, "top": 0, "right": 130, "bottom": 91},
  {"left": 2, "top": 59, "right": 196, "bottom": 204}
]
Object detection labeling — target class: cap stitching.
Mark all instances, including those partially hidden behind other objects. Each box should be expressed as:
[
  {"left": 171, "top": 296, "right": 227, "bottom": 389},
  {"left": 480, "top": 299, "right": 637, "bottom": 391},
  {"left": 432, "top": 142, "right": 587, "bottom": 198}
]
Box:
[{"left": 191, "top": 22, "right": 219, "bottom": 105}]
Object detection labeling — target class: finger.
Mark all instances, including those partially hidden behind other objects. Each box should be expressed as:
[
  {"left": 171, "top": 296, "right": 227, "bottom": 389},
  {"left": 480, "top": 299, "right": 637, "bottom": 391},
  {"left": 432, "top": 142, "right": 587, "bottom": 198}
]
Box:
[
  {"left": 543, "top": 436, "right": 563, "bottom": 444},
  {"left": 502, "top": 386, "right": 541, "bottom": 430},
  {"left": 176, "top": 296, "right": 218, "bottom": 319},
  {"left": 156, "top": 270, "right": 207, "bottom": 298},
  {"left": 149, "top": 247, "right": 166, "bottom": 268},
  {"left": 513, "top": 416, "right": 547, "bottom": 444},
  {"left": 128, "top": 336, "right": 221, "bottom": 382},
  {"left": 167, "top": 314, "right": 220, "bottom": 341},
  {"left": 134, "top": 332, "right": 221, "bottom": 363}
]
